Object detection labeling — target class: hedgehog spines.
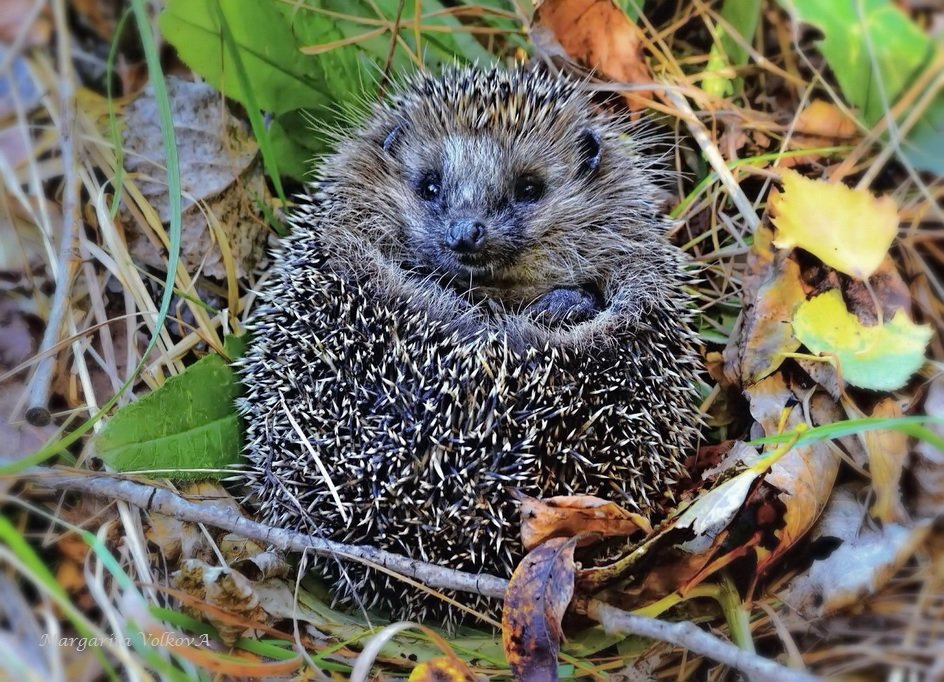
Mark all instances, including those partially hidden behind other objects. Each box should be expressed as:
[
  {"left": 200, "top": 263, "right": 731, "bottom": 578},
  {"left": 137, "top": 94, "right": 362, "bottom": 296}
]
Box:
[{"left": 238, "top": 64, "right": 702, "bottom": 626}]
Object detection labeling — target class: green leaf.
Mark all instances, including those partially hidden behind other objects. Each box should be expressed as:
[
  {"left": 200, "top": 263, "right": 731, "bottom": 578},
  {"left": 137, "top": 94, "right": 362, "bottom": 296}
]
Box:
[
  {"left": 159, "top": 0, "right": 337, "bottom": 115},
  {"left": 159, "top": 0, "right": 500, "bottom": 180},
  {"left": 778, "top": 0, "right": 944, "bottom": 174},
  {"left": 792, "top": 289, "right": 932, "bottom": 391},
  {"left": 92, "top": 345, "right": 246, "bottom": 478},
  {"left": 702, "top": 0, "right": 761, "bottom": 97}
]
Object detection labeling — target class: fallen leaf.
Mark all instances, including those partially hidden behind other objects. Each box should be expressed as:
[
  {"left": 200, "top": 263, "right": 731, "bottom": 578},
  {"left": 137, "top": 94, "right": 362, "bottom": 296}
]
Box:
[
  {"left": 778, "top": 0, "right": 944, "bottom": 175},
  {"left": 749, "top": 378, "right": 843, "bottom": 578},
  {"left": 0, "top": 1, "right": 50, "bottom": 46},
  {"left": 912, "top": 376, "right": 944, "bottom": 519},
  {"left": 575, "top": 443, "right": 763, "bottom": 599},
  {"left": 120, "top": 76, "right": 269, "bottom": 280},
  {"left": 792, "top": 289, "right": 932, "bottom": 391},
  {"left": 778, "top": 485, "right": 930, "bottom": 626},
  {"left": 518, "top": 493, "right": 650, "bottom": 551},
  {"left": 794, "top": 99, "right": 858, "bottom": 140},
  {"left": 532, "top": 0, "right": 651, "bottom": 111},
  {"left": 861, "top": 399, "right": 909, "bottom": 523},
  {"left": 90, "top": 346, "right": 245, "bottom": 477},
  {"left": 723, "top": 227, "right": 805, "bottom": 386},
  {"left": 0, "top": 49, "right": 44, "bottom": 119},
  {"left": 70, "top": 0, "right": 122, "bottom": 41},
  {"left": 502, "top": 536, "right": 578, "bottom": 682},
  {"left": 0, "top": 381, "right": 55, "bottom": 473},
  {"left": 408, "top": 657, "right": 478, "bottom": 682},
  {"left": 147, "top": 482, "right": 240, "bottom": 563},
  {"left": 173, "top": 560, "right": 265, "bottom": 646},
  {"left": 771, "top": 169, "right": 899, "bottom": 279}
]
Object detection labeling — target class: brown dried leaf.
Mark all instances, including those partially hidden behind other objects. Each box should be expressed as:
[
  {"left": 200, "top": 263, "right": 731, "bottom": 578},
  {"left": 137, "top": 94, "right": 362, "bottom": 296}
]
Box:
[
  {"left": 0, "top": 1, "right": 51, "bottom": 46},
  {"left": 147, "top": 482, "right": 239, "bottom": 563},
  {"left": 913, "top": 376, "right": 944, "bottom": 518},
  {"left": 863, "top": 398, "right": 909, "bottom": 523},
  {"left": 502, "top": 536, "right": 578, "bottom": 682},
  {"left": 723, "top": 227, "right": 805, "bottom": 386},
  {"left": 747, "top": 375, "right": 842, "bottom": 577},
  {"left": 518, "top": 493, "right": 650, "bottom": 551},
  {"left": 794, "top": 99, "right": 858, "bottom": 140},
  {"left": 173, "top": 559, "right": 266, "bottom": 646},
  {"left": 532, "top": 0, "right": 651, "bottom": 111},
  {"left": 575, "top": 444, "right": 762, "bottom": 598},
  {"left": 0, "top": 381, "right": 55, "bottom": 472},
  {"left": 778, "top": 485, "right": 930, "bottom": 625},
  {"left": 121, "top": 77, "right": 269, "bottom": 280}
]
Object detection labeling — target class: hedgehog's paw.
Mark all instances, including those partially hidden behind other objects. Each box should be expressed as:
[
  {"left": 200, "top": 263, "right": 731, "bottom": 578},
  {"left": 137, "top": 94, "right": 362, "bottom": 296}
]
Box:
[{"left": 528, "top": 286, "right": 601, "bottom": 326}]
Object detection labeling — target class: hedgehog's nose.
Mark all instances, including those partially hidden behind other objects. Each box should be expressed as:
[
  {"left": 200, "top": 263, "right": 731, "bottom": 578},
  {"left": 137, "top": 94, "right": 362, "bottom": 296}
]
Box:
[{"left": 445, "top": 219, "right": 487, "bottom": 254}]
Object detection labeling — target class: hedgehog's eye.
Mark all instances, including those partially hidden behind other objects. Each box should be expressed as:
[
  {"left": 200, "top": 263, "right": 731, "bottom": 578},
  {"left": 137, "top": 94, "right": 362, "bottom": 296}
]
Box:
[
  {"left": 514, "top": 174, "right": 545, "bottom": 203},
  {"left": 578, "top": 128, "right": 602, "bottom": 175},
  {"left": 417, "top": 171, "right": 442, "bottom": 202}
]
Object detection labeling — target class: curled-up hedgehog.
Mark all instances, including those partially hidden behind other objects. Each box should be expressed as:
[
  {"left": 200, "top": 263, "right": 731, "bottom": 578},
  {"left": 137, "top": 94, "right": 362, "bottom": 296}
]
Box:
[{"left": 238, "top": 64, "right": 702, "bottom": 626}]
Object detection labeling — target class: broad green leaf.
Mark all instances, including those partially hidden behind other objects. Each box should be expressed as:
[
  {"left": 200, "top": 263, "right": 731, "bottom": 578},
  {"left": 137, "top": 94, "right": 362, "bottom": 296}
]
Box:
[
  {"left": 792, "top": 290, "right": 932, "bottom": 391},
  {"left": 159, "top": 0, "right": 338, "bottom": 116},
  {"left": 160, "top": 0, "right": 499, "bottom": 180},
  {"left": 778, "top": 0, "right": 944, "bottom": 174},
  {"left": 92, "top": 347, "right": 245, "bottom": 478}
]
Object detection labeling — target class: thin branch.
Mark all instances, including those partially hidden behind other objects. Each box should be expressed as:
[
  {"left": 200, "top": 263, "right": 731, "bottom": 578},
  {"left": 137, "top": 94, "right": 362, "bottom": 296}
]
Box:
[
  {"left": 26, "top": 0, "right": 80, "bottom": 426},
  {"left": 22, "top": 467, "right": 509, "bottom": 599},
  {"left": 583, "top": 599, "right": 818, "bottom": 682},
  {"left": 26, "top": 467, "right": 823, "bottom": 678}
]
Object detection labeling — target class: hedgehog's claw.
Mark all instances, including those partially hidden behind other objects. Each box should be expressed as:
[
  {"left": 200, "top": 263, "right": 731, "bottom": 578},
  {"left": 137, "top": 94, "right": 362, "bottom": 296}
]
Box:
[{"left": 528, "top": 286, "right": 601, "bottom": 326}]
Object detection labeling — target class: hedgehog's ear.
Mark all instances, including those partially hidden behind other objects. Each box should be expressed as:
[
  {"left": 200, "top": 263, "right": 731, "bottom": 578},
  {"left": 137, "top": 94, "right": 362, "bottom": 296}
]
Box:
[
  {"left": 578, "top": 128, "right": 602, "bottom": 176},
  {"left": 381, "top": 123, "right": 403, "bottom": 155}
]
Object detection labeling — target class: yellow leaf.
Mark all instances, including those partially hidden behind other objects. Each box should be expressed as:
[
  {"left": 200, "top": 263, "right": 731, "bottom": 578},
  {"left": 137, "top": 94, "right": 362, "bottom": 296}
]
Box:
[
  {"left": 792, "top": 290, "right": 932, "bottom": 391},
  {"left": 863, "top": 399, "right": 909, "bottom": 523},
  {"left": 408, "top": 656, "right": 476, "bottom": 682},
  {"left": 770, "top": 169, "right": 899, "bottom": 279}
]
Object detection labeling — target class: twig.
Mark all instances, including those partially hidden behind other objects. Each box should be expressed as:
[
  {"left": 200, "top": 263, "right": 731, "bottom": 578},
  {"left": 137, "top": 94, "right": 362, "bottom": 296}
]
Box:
[
  {"left": 583, "top": 599, "right": 818, "bottom": 682},
  {"left": 26, "top": 467, "right": 822, "bottom": 677},
  {"left": 26, "top": 0, "right": 80, "bottom": 426},
  {"left": 22, "top": 467, "right": 509, "bottom": 599},
  {"left": 664, "top": 89, "right": 761, "bottom": 233},
  {"left": 377, "top": 0, "right": 406, "bottom": 98}
]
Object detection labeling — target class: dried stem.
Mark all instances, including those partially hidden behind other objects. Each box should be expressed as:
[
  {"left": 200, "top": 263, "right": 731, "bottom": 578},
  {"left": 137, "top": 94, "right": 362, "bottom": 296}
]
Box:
[
  {"left": 583, "top": 599, "right": 816, "bottom": 682},
  {"left": 27, "top": 467, "right": 817, "bottom": 680},
  {"left": 26, "top": 0, "right": 80, "bottom": 426},
  {"left": 23, "top": 467, "right": 509, "bottom": 599}
]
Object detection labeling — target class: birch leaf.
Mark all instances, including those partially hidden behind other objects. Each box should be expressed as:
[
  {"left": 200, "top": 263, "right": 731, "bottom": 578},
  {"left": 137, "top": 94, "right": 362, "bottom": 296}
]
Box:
[
  {"left": 793, "top": 290, "right": 932, "bottom": 391},
  {"left": 771, "top": 169, "right": 898, "bottom": 279}
]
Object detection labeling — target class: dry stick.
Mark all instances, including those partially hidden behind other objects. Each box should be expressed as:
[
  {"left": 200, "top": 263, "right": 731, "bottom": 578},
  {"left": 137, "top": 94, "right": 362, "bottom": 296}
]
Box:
[
  {"left": 585, "top": 600, "right": 818, "bottom": 682},
  {"left": 26, "top": 0, "right": 80, "bottom": 427},
  {"left": 664, "top": 89, "right": 761, "bottom": 234},
  {"left": 377, "top": 0, "right": 406, "bottom": 99},
  {"left": 26, "top": 467, "right": 509, "bottom": 598},
  {"left": 28, "top": 468, "right": 814, "bottom": 680}
]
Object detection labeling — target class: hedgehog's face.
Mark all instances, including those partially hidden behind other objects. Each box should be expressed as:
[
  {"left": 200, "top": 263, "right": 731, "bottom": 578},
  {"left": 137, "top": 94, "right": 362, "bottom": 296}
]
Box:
[{"left": 381, "top": 122, "right": 604, "bottom": 297}]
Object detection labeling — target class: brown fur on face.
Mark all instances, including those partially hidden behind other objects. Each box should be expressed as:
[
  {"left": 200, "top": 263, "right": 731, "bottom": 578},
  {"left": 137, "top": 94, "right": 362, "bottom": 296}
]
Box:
[{"left": 308, "top": 65, "right": 678, "bottom": 325}]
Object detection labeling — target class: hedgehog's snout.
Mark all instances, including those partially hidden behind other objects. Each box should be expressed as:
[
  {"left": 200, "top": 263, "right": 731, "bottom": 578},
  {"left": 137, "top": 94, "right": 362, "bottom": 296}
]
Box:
[{"left": 445, "top": 217, "right": 487, "bottom": 254}]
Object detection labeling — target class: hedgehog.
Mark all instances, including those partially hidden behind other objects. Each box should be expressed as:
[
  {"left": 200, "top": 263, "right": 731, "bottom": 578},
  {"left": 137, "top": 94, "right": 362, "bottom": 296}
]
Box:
[{"left": 237, "top": 64, "right": 702, "bottom": 627}]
